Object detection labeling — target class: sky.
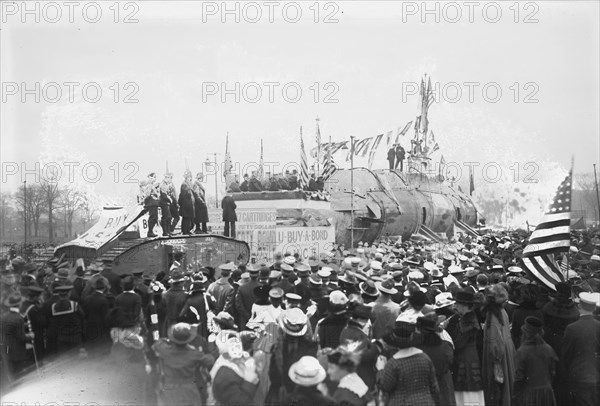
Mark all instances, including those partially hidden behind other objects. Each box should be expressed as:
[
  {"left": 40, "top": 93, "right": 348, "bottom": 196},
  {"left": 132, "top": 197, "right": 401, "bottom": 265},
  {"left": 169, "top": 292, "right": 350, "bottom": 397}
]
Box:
[{"left": 1, "top": 1, "right": 599, "bottom": 214}]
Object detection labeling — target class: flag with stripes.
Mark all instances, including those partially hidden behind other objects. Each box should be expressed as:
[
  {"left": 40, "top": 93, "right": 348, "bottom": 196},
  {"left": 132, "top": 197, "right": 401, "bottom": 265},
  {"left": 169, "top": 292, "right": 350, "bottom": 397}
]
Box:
[
  {"left": 522, "top": 171, "right": 573, "bottom": 290},
  {"left": 322, "top": 144, "right": 337, "bottom": 181},
  {"left": 223, "top": 134, "right": 232, "bottom": 179},
  {"left": 299, "top": 128, "right": 309, "bottom": 189},
  {"left": 368, "top": 133, "right": 384, "bottom": 169},
  {"left": 257, "top": 139, "right": 265, "bottom": 182},
  {"left": 394, "top": 120, "right": 413, "bottom": 145}
]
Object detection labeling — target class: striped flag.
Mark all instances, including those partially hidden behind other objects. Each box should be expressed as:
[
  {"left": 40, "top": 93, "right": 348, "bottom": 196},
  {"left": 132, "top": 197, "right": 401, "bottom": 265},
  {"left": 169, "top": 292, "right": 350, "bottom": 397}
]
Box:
[
  {"left": 257, "top": 139, "right": 264, "bottom": 182},
  {"left": 522, "top": 171, "right": 573, "bottom": 290},
  {"left": 394, "top": 121, "right": 413, "bottom": 145},
  {"left": 368, "top": 133, "right": 384, "bottom": 169},
  {"left": 299, "top": 128, "right": 309, "bottom": 189},
  {"left": 223, "top": 133, "right": 232, "bottom": 179},
  {"left": 315, "top": 118, "right": 322, "bottom": 177},
  {"left": 322, "top": 139, "right": 337, "bottom": 181}
]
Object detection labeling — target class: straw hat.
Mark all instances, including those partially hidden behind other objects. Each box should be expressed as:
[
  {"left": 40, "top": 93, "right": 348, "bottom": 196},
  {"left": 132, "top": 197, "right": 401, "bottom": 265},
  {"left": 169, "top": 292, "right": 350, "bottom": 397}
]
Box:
[{"left": 288, "top": 356, "right": 326, "bottom": 387}]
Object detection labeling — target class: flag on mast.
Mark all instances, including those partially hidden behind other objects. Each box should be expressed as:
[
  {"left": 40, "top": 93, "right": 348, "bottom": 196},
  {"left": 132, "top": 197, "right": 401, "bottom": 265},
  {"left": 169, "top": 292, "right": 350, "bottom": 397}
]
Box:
[
  {"left": 322, "top": 136, "right": 337, "bottom": 181},
  {"left": 521, "top": 169, "right": 573, "bottom": 290},
  {"left": 469, "top": 166, "right": 475, "bottom": 196},
  {"left": 257, "top": 139, "right": 265, "bottom": 182},
  {"left": 299, "top": 127, "right": 309, "bottom": 189},
  {"left": 223, "top": 133, "right": 232, "bottom": 180},
  {"left": 315, "top": 118, "right": 321, "bottom": 178}
]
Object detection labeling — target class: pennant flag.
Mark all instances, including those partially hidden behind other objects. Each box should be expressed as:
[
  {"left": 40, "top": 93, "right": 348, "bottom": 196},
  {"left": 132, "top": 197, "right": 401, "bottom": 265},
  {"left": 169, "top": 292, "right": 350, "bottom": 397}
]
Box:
[
  {"left": 394, "top": 120, "right": 413, "bottom": 145},
  {"left": 358, "top": 137, "right": 373, "bottom": 158},
  {"left": 315, "top": 118, "right": 322, "bottom": 177},
  {"left": 368, "top": 134, "right": 384, "bottom": 169},
  {"left": 427, "top": 76, "right": 435, "bottom": 108},
  {"left": 257, "top": 139, "right": 264, "bottom": 182},
  {"left": 439, "top": 155, "right": 446, "bottom": 177},
  {"left": 223, "top": 133, "right": 232, "bottom": 180},
  {"left": 385, "top": 130, "right": 393, "bottom": 148},
  {"left": 432, "top": 143, "right": 440, "bottom": 153},
  {"left": 522, "top": 170, "right": 573, "bottom": 290},
  {"left": 469, "top": 166, "right": 474, "bottom": 196},
  {"left": 299, "top": 128, "right": 309, "bottom": 189}
]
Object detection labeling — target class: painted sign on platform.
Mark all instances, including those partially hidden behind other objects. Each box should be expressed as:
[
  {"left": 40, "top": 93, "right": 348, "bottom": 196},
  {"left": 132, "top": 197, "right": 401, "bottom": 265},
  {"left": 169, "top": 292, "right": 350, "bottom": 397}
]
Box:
[
  {"left": 208, "top": 208, "right": 277, "bottom": 260},
  {"left": 275, "top": 226, "right": 336, "bottom": 262}
]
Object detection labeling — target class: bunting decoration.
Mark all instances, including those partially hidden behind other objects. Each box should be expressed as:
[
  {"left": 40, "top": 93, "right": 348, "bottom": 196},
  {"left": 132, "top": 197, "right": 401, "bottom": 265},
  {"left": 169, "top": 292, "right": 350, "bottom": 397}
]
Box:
[
  {"left": 522, "top": 169, "right": 573, "bottom": 290},
  {"left": 394, "top": 120, "right": 413, "bottom": 145},
  {"left": 368, "top": 134, "right": 384, "bottom": 169},
  {"left": 385, "top": 130, "right": 394, "bottom": 148},
  {"left": 299, "top": 127, "right": 309, "bottom": 189}
]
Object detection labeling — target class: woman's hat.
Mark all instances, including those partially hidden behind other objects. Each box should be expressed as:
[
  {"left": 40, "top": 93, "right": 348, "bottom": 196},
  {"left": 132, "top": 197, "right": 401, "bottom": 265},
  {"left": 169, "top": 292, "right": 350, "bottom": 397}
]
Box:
[
  {"left": 169, "top": 270, "right": 188, "bottom": 284},
  {"left": 168, "top": 322, "right": 198, "bottom": 344},
  {"left": 279, "top": 308, "right": 308, "bottom": 337},
  {"left": 213, "top": 311, "right": 237, "bottom": 330},
  {"left": 375, "top": 278, "right": 398, "bottom": 295},
  {"left": 522, "top": 316, "right": 544, "bottom": 335},
  {"left": 288, "top": 356, "right": 326, "bottom": 387}
]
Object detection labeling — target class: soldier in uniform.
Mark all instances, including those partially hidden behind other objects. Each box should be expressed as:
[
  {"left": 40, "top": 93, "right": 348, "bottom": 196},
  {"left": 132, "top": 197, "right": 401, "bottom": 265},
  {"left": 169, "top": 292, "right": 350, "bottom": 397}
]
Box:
[
  {"left": 144, "top": 172, "right": 160, "bottom": 238},
  {"left": 48, "top": 285, "right": 85, "bottom": 356},
  {"left": 165, "top": 172, "right": 180, "bottom": 233},
  {"left": 192, "top": 172, "right": 209, "bottom": 234},
  {"left": 159, "top": 173, "right": 174, "bottom": 237},
  {"left": 1, "top": 292, "right": 32, "bottom": 379},
  {"left": 387, "top": 145, "right": 396, "bottom": 170},
  {"left": 178, "top": 171, "right": 196, "bottom": 235},
  {"left": 20, "top": 285, "right": 46, "bottom": 363}
]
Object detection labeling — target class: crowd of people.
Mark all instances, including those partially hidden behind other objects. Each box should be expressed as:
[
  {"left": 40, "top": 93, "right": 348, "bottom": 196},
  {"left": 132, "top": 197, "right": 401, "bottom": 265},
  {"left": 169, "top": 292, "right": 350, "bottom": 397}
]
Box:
[{"left": 1, "top": 228, "right": 600, "bottom": 406}]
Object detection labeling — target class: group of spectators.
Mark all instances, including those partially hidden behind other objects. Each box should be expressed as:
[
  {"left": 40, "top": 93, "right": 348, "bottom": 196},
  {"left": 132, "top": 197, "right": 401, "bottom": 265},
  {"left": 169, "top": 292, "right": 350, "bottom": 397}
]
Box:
[
  {"left": 1, "top": 228, "right": 599, "bottom": 406},
  {"left": 228, "top": 170, "right": 325, "bottom": 193}
]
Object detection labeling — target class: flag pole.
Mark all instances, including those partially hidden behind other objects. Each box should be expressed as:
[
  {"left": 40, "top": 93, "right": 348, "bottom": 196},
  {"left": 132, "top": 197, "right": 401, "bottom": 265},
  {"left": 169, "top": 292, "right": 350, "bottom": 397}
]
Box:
[
  {"left": 316, "top": 117, "right": 321, "bottom": 178},
  {"left": 350, "top": 135, "right": 355, "bottom": 250},
  {"left": 594, "top": 163, "right": 600, "bottom": 225}
]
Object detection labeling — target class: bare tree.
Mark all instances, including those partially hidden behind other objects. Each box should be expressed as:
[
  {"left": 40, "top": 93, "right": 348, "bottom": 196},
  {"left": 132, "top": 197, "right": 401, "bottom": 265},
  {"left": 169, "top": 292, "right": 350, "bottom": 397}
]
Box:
[
  {"left": 79, "top": 191, "right": 101, "bottom": 231},
  {"left": 40, "top": 178, "right": 62, "bottom": 243},
  {"left": 57, "top": 186, "right": 86, "bottom": 238},
  {"left": 13, "top": 183, "right": 47, "bottom": 237}
]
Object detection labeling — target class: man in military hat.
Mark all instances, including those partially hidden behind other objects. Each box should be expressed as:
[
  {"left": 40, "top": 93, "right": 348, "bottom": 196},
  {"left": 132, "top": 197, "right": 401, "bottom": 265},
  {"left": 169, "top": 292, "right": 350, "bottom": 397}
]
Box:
[
  {"left": 20, "top": 285, "right": 46, "bottom": 363},
  {"left": 178, "top": 170, "right": 196, "bottom": 235},
  {"left": 206, "top": 263, "right": 235, "bottom": 315},
  {"left": 192, "top": 172, "right": 209, "bottom": 234},
  {"left": 159, "top": 172, "right": 175, "bottom": 236},
  {"left": 48, "top": 284, "right": 85, "bottom": 357},
  {"left": 143, "top": 172, "right": 160, "bottom": 238}
]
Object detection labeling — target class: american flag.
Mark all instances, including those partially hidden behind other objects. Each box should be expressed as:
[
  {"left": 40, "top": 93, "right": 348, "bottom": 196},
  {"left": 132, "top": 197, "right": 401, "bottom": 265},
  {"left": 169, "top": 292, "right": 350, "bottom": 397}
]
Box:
[
  {"left": 522, "top": 171, "right": 573, "bottom": 290},
  {"left": 299, "top": 128, "right": 309, "bottom": 189},
  {"left": 321, "top": 143, "right": 337, "bottom": 181},
  {"left": 256, "top": 139, "right": 264, "bottom": 182}
]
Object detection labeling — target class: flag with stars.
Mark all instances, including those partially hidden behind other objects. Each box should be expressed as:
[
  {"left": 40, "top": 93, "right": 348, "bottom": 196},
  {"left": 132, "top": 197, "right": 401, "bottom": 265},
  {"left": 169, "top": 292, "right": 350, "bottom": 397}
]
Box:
[{"left": 522, "top": 170, "right": 573, "bottom": 290}]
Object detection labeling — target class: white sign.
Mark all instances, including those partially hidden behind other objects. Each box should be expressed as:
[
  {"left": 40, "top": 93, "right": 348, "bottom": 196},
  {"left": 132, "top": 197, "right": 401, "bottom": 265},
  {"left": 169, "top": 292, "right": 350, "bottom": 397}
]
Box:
[
  {"left": 275, "top": 226, "right": 336, "bottom": 262},
  {"left": 58, "top": 205, "right": 143, "bottom": 250}
]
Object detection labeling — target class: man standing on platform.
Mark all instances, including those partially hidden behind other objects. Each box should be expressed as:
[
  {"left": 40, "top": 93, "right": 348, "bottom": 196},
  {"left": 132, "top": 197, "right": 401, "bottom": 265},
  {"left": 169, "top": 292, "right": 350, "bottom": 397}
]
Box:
[
  {"left": 178, "top": 171, "right": 196, "bottom": 235},
  {"left": 395, "top": 144, "right": 406, "bottom": 171},
  {"left": 159, "top": 172, "right": 174, "bottom": 237},
  {"left": 144, "top": 172, "right": 160, "bottom": 238},
  {"left": 387, "top": 145, "right": 396, "bottom": 170},
  {"left": 192, "top": 172, "right": 209, "bottom": 234},
  {"left": 222, "top": 194, "right": 237, "bottom": 238}
]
